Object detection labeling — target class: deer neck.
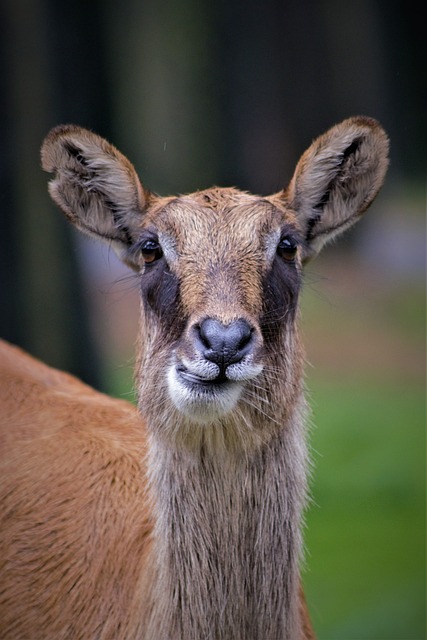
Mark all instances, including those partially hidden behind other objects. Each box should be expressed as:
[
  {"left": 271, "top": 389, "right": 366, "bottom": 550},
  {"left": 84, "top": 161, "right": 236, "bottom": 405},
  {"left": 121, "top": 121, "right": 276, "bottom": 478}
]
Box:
[{"left": 145, "top": 398, "right": 308, "bottom": 640}]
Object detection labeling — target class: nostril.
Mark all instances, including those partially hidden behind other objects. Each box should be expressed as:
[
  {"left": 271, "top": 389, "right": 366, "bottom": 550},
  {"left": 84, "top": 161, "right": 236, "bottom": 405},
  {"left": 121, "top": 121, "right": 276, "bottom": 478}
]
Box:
[
  {"left": 194, "top": 319, "right": 219, "bottom": 354},
  {"left": 194, "top": 323, "right": 211, "bottom": 350},
  {"left": 237, "top": 325, "right": 253, "bottom": 351}
]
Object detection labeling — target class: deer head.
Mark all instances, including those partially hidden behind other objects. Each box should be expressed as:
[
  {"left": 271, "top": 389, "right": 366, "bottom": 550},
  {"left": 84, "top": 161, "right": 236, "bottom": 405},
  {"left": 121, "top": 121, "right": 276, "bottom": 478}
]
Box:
[{"left": 41, "top": 117, "right": 388, "bottom": 452}]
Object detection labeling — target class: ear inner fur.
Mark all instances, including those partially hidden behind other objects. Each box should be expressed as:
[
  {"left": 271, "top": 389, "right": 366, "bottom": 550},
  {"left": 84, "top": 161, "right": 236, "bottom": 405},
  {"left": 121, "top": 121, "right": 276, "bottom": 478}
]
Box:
[
  {"left": 41, "top": 124, "right": 152, "bottom": 268},
  {"left": 274, "top": 116, "right": 389, "bottom": 262}
]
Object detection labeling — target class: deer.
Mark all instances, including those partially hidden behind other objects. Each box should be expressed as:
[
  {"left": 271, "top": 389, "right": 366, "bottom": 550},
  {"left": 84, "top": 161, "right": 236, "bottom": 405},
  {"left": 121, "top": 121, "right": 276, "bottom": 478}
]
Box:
[{"left": 0, "top": 116, "right": 388, "bottom": 639}]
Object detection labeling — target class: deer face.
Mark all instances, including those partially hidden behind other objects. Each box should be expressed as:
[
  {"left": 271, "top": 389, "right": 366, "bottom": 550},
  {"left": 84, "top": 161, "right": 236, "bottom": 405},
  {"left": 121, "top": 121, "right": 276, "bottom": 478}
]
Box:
[
  {"left": 41, "top": 117, "right": 388, "bottom": 440},
  {"left": 132, "top": 189, "right": 303, "bottom": 423}
]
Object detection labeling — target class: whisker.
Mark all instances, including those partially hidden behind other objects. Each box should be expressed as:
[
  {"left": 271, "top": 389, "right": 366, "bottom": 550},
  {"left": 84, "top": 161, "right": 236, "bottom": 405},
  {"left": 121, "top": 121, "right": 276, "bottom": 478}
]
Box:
[
  {"left": 114, "top": 272, "right": 141, "bottom": 291},
  {"left": 240, "top": 395, "right": 283, "bottom": 428}
]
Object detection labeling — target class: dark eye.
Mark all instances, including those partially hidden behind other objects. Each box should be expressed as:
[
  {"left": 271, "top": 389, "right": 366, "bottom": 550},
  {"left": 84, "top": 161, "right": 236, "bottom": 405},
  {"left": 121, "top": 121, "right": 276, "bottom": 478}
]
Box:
[
  {"left": 140, "top": 239, "right": 163, "bottom": 264},
  {"left": 277, "top": 236, "right": 298, "bottom": 262}
]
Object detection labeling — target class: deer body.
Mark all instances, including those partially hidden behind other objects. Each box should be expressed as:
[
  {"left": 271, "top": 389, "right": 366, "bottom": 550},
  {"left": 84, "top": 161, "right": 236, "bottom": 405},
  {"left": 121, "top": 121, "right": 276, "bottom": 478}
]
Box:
[{"left": 0, "top": 117, "right": 388, "bottom": 639}]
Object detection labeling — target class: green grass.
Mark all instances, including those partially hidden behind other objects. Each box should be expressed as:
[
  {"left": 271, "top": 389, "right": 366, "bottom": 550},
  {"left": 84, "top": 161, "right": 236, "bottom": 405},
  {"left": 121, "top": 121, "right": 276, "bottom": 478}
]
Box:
[{"left": 303, "top": 376, "right": 426, "bottom": 640}]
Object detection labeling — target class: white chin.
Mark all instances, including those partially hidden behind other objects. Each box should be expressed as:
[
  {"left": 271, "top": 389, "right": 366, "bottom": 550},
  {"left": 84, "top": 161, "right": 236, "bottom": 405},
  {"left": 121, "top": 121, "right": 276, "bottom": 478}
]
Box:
[{"left": 166, "top": 366, "right": 243, "bottom": 423}]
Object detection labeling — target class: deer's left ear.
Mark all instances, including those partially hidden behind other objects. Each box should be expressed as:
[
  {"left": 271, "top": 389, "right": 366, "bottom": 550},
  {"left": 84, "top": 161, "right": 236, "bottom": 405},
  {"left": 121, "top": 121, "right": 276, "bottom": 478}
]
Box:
[{"left": 278, "top": 116, "right": 389, "bottom": 263}]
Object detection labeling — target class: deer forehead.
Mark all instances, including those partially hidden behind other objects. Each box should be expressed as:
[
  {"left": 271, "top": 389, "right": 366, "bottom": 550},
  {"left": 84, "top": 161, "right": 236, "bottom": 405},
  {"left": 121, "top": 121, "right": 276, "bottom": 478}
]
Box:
[{"left": 145, "top": 188, "right": 298, "bottom": 262}]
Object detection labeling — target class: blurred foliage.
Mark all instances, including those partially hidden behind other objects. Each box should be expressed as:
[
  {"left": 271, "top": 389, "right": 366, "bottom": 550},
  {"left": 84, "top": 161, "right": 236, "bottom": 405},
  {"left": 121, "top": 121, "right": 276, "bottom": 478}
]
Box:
[
  {"left": 299, "top": 253, "right": 425, "bottom": 639},
  {"left": 304, "top": 376, "right": 425, "bottom": 639}
]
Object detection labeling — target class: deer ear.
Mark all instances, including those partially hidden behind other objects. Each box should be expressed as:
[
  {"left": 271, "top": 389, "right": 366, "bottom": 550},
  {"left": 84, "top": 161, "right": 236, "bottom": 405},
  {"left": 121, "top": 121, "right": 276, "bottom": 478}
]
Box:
[
  {"left": 281, "top": 116, "right": 389, "bottom": 263},
  {"left": 41, "top": 125, "right": 151, "bottom": 270}
]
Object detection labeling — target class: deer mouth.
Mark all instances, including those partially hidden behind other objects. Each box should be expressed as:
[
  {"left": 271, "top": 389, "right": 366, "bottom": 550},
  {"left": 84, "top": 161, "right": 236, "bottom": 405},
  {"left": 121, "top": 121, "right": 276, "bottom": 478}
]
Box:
[
  {"left": 176, "top": 365, "right": 230, "bottom": 388},
  {"left": 167, "top": 361, "right": 244, "bottom": 422}
]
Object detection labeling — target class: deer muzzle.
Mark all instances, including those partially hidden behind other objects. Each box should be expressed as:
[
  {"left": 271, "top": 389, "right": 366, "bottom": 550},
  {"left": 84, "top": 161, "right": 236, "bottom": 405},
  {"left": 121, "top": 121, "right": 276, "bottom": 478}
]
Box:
[{"left": 166, "top": 317, "right": 263, "bottom": 422}]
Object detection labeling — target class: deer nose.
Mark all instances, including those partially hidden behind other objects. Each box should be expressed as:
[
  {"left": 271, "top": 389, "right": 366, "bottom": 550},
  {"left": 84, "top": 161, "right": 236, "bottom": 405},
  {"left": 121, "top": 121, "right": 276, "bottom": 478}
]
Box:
[{"left": 195, "top": 318, "right": 255, "bottom": 373}]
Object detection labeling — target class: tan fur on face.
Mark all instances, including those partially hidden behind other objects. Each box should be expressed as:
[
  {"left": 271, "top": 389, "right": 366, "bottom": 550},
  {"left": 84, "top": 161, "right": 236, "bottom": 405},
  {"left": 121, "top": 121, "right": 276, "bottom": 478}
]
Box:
[
  {"left": 133, "top": 187, "right": 305, "bottom": 454},
  {"left": 144, "top": 189, "right": 291, "bottom": 320}
]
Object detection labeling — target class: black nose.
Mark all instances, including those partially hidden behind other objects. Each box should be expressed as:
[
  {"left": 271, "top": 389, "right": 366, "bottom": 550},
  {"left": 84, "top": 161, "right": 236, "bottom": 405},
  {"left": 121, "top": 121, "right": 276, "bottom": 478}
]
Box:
[{"left": 195, "top": 318, "right": 255, "bottom": 373}]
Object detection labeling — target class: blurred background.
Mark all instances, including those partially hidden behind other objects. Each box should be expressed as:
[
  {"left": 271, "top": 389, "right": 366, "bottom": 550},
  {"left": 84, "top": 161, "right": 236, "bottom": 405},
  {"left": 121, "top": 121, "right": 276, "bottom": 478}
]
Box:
[{"left": 0, "top": 1, "right": 425, "bottom": 637}]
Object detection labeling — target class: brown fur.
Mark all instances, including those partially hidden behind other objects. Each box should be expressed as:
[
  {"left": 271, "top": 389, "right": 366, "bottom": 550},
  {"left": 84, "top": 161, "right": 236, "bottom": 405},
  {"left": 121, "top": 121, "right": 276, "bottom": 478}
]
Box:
[
  {"left": 0, "top": 341, "right": 153, "bottom": 639},
  {"left": 0, "top": 117, "right": 389, "bottom": 639}
]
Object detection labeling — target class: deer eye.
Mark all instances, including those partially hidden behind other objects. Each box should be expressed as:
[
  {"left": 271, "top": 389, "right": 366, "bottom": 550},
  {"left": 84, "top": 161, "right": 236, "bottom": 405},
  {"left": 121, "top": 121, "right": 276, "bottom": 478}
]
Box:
[
  {"left": 140, "top": 239, "right": 163, "bottom": 264},
  {"left": 277, "top": 236, "right": 298, "bottom": 262}
]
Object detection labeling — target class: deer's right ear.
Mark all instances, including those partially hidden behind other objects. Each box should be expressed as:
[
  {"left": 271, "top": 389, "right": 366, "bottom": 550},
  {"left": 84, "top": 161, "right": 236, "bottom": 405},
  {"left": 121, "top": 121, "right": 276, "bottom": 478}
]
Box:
[{"left": 41, "top": 125, "right": 151, "bottom": 270}]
